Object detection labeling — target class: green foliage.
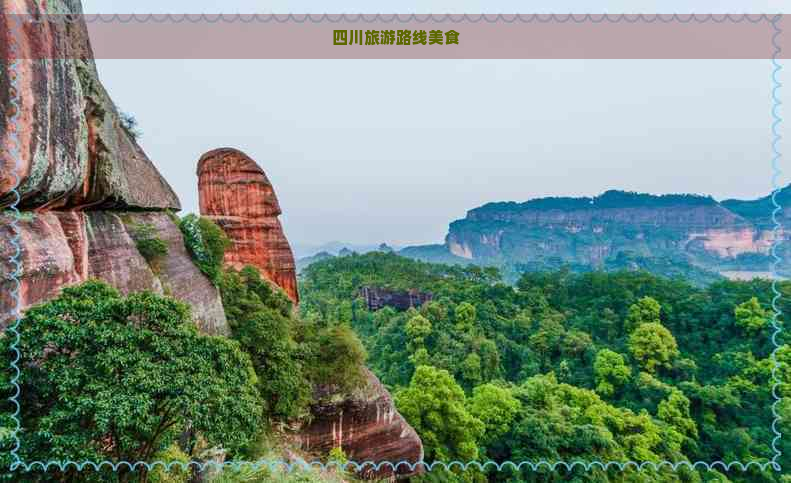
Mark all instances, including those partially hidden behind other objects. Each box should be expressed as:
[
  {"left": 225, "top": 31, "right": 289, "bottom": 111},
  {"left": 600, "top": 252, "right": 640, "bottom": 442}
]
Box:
[
  {"left": 473, "top": 190, "right": 716, "bottom": 216},
  {"left": 149, "top": 444, "right": 190, "bottom": 483},
  {"left": 6, "top": 281, "right": 261, "bottom": 481},
  {"left": 308, "top": 325, "right": 367, "bottom": 395},
  {"left": 395, "top": 366, "right": 484, "bottom": 462},
  {"left": 220, "top": 267, "right": 308, "bottom": 420},
  {"left": 327, "top": 446, "right": 349, "bottom": 467},
  {"left": 594, "top": 349, "right": 631, "bottom": 396},
  {"left": 505, "top": 374, "right": 694, "bottom": 482},
  {"left": 734, "top": 297, "right": 769, "bottom": 333},
  {"left": 406, "top": 314, "right": 433, "bottom": 347},
  {"left": 466, "top": 383, "right": 521, "bottom": 446},
  {"left": 657, "top": 390, "right": 698, "bottom": 439},
  {"left": 179, "top": 214, "right": 231, "bottom": 284},
  {"left": 625, "top": 296, "right": 662, "bottom": 331},
  {"left": 130, "top": 222, "right": 169, "bottom": 266},
  {"left": 299, "top": 252, "right": 791, "bottom": 481},
  {"left": 628, "top": 322, "right": 679, "bottom": 374}
]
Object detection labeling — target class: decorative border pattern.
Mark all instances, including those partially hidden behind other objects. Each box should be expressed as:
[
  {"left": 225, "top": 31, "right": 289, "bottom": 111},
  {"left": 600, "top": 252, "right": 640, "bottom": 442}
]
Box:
[
  {"left": 4, "top": 13, "right": 785, "bottom": 478},
  {"left": 6, "top": 10, "right": 23, "bottom": 473},
  {"left": 19, "top": 13, "right": 784, "bottom": 23},
  {"left": 770, "top": 13, "right": 785, "bottom": 474}
]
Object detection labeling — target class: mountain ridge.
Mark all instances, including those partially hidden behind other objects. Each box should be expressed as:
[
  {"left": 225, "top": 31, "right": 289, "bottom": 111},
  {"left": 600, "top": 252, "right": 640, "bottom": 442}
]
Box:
[{"left": 397, "top": 186, "right": 790, "bottom": 284}]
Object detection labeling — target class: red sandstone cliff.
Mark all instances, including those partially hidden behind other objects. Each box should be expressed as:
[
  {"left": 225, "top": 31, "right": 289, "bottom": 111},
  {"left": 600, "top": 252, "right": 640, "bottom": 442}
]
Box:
[
  {"left": 0, "top": 0, "right": 180, "bottom": 211},
  {"left": 197, "top": 148, "right": 299, "bottom": 304},
  {"left": 0, "top": 211, "right": 229, "bottom": 334},
  {"left": 0, "top": 0, "right": 224, "bottom": 333},
  {"left": 298, "top": 369, "right": 424, "bottom": 480},
  {"left": 1, "top": 5, "right": 421, "bottom": 477}
]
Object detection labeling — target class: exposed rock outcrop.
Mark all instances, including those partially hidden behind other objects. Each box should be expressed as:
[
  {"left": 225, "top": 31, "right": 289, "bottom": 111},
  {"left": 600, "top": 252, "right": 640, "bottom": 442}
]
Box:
[
  {"left": 0, "top": 211, "right": 229, "bottom": 335},
  {"left": 1, "top": 3, "right": 421, "bottom": 476},
  {"left": 298, "top": 369, "right": 424, "bottom": 480},
  {"left": 0, "top": 0, "right": 180, "bottom": 211},
  {"left": 197, "top": 148, "right": 299, "bottom": 303},
  {"left": 405, "top": 189, "right": 790, "bottom": 280},
  {"left": 360, "top": 286, "right": 433, "bottom": 312},
  {"left": 0, "top": 0, "right": 223, "bottom": 333}
]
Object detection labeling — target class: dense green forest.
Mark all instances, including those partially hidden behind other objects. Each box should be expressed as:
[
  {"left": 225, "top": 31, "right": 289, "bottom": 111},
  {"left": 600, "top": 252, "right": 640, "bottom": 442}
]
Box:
[{"left": 300, "top": 252, "right": 791, "bottom": 482}]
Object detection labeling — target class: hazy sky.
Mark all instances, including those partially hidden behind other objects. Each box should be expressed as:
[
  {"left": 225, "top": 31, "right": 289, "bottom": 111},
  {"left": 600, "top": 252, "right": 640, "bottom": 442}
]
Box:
[{"left": 82, "top": 0, "right": 788, "bottom": 247}]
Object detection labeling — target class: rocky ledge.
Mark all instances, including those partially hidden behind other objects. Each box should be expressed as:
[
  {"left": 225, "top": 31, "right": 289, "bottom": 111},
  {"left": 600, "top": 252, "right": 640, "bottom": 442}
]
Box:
[{"left": 298, "top": 369, "right": 424, "bottom": 480}]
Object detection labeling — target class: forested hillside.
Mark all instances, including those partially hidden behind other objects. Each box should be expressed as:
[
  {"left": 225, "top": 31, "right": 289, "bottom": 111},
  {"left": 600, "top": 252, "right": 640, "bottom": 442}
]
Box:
[{"left": 300, "top": 252, "right": 791, "bottom": 482}]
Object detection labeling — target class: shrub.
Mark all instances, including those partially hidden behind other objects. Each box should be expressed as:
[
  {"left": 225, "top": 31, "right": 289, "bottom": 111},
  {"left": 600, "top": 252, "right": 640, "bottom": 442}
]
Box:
[
  {"left": 179, "top": 214, "right": 230, "bottom": 284},
  {"left": 129, "top": 222, "right": 169, "bottom": 266},
  {"left": 307, "top": 325, "right": 367, "bottom": 394},
  {"left": 120, "top": 111, "right": 142, "bottom": 140}
]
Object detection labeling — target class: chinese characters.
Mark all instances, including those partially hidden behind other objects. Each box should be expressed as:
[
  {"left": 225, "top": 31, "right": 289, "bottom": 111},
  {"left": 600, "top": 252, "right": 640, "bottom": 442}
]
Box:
[{"left": 334, "top": 30, "right": 460, "bottom": 45}]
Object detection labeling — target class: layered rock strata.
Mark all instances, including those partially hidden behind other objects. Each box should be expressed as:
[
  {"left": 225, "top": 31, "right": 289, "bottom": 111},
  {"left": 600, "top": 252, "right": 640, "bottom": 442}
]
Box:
[
  {"left": 197, "top": 148, "right": 299, "bottom": 303},
  {"left": 0, "top": 0, "right": 223, "bottom": 333},
  {"left": 0, "top": 211, "right": 228, "bottom": 335},
  {"left": 435, "top": 190, "right": 789, "bottom": 276},
  {"left": 0, "top": 0, "right": 180, "bottom": 210},
  {"left": 298, "top": 369, "right": 424, "bottom": 480}
]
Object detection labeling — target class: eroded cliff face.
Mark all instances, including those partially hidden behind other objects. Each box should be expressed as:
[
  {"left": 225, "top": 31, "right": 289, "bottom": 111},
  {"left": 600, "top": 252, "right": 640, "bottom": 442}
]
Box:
[
  {"left": 1, "top": 4, "right": 421, "bottom": 475},
  {"left": 0, "top": 211, "right": 229, "bottom": 335},
  {"left": 197, "top": 148, "right": 299, "bottom": 304},
  {"left": 0, "top": 0, "right": 224, "bottom": 333},
  {"left": 442, "top": 192, "right": 787, "bottom": 276},
  {"left": 0, "top": 0, "right": 180, "bottom": 211},
  {"left": 298, "top": 369, "right": 424, "bottom": 480}
]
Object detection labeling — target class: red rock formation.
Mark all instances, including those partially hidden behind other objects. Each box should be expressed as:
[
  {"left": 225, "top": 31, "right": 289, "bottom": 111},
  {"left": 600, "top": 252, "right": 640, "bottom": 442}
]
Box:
[
  {"left": 298, "top": 369, "right": 424, "bottom": 480},
  {"left": 0, "top": 1, "right": 224, "bottom": 332},
  {"left": 0, "top": 0, "right": 180, "bottom": 211},
  {"left": 0, "top": 210, "right": 229, "bottom": 335},
  {"left": 198, "top": 148, "right": 299, "bottom": 303}
]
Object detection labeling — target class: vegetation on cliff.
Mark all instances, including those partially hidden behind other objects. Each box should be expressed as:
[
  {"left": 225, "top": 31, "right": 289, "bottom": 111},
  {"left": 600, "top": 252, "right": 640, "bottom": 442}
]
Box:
[
  {"left": 470, "top": 190, "right": 718, "bottom": 217},
  {"left": 179, "top": 214, "right": 231, "bottom": 285},
  {"left": 300, "top": 252, "right": 791, "bottom": 482},
  {"left": 0, "top": 217, "right": 370, "bottom": 482}
]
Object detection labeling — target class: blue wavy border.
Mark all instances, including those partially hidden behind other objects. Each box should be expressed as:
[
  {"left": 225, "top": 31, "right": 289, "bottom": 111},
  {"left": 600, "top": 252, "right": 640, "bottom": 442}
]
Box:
[
  {"left": 6, "top": 12, "right": 23, "bottom": 474},
  {"left": 16, "top": 13, "right": 784, "bottom": 24},
  {"left": 769, "top": 13, "right": 784, "bottom": 475},
  {"left": 4, "top": 13, "right": 784, "bottom": 478}
]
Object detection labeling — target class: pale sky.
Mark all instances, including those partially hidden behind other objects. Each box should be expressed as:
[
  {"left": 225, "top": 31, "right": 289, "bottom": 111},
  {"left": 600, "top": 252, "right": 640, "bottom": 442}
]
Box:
[{"left": 81, "top": 0, "right": 788, "bottom": 247}]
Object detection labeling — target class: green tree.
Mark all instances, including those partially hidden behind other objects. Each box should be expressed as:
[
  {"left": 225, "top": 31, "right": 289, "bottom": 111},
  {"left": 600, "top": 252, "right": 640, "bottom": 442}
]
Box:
[
  {"left": 309, "top": 325, "right": 368, "bottom": 394},
  {"left": 11, "top": 281, "right": 261, "bottom": 482},
  {"left": 220, "top": 267, "right": 307, "bottom": 419},
  {"left": 625, "top": 296, "right": 662, "bottom": 331},
  {"left": 734, "top": 297, "right": 769, "bottom": 333},
  {"left": 395, "top": 366, "right": 484, "bottom": 462},
  {"left": 466, "top": 384, "right": 521, "bottom": 447},
  {"left": 129, "top": 222, "right": 169, "bottom": 268},
  {"left": 406, "top": 314, "right": 433, "bottom": 349},
  {"left": 455, "top": 302, "right": 477, "bottom": 333},
  {"left": 657, "top": 389, "right": 698, "bottom": 439},
  {"left": 593, "top": 349, "right": 632, "bottom": 397},
  {"left": 628, "top": 322, "right": 679, "bottom": 373},
  {"left": 461, "top": 352, "right": 483, "bottom": 386}
]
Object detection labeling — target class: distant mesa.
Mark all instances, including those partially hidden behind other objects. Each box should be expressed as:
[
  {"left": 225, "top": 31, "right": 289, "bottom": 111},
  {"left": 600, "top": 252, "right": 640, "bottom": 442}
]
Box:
[
  {"left": 197, "top": 148, "right": 299, "bottom": 303},
  {"left": 360, "top": 286, "right": 433, "bottom": 312},
  {"left": 399, "top": 187, "right": 791, "bottom": 284}
]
